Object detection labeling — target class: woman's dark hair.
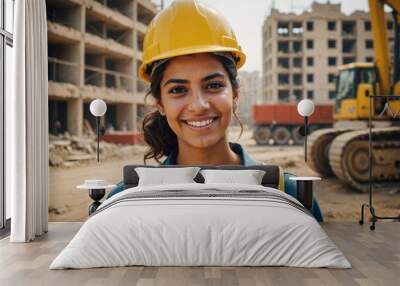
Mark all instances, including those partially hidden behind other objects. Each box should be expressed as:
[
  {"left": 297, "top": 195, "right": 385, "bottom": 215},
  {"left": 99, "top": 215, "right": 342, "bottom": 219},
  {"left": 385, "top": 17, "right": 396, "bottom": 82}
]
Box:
[{"left": 142, "top": 53, "right": 244, "bottom": 164}]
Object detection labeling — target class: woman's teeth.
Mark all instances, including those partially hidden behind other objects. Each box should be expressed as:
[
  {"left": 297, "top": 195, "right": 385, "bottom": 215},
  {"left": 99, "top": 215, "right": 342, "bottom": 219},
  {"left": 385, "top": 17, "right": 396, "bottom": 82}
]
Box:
[{"left": 186, "top": 118, "right": 215, "bottom": 127}]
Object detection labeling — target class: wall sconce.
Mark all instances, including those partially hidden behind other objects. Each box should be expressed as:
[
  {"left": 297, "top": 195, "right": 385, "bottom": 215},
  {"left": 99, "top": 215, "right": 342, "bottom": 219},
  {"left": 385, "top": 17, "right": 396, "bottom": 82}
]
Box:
[
  {"left": 89, "top": 99, "right": 107, "bottom": 162},
  {"left": 297, "top": 99, "right": 315, "bottom": 162},
  {"left": 291, "top": 99, "right": 320, "bottom": 211}
]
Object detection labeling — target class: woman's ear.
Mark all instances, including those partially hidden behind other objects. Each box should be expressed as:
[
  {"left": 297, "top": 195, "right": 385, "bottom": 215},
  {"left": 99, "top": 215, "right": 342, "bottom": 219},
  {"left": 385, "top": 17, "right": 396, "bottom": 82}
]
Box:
[
  {"left": 156, "top": 102, "right": 166, "bottom": 116},
  {"left": 232, "top": 90, "right": 239, "bottom": 112}
]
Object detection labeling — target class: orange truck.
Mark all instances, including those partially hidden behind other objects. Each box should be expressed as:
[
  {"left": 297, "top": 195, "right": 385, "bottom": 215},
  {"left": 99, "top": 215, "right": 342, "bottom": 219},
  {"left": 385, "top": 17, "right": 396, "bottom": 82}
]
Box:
[{"left": 252, "top": 104, "right": 334, "bottom": 145}]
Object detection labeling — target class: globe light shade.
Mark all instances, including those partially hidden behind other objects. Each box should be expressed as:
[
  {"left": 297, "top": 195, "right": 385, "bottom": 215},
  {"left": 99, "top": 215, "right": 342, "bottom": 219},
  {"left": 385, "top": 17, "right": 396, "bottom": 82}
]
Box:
[
  {"left": 90, "top": 99, "right": 107, "bottom": 117},
  {"left": 297, "top": 99, "right": 315, "bottom": 117}
]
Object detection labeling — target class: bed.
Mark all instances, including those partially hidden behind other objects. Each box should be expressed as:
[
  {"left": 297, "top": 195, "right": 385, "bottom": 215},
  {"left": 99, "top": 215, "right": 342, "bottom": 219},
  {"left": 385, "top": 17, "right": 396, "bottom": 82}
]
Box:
[{"left": 50, "top": 165, "right": 350, "bottom": 269}]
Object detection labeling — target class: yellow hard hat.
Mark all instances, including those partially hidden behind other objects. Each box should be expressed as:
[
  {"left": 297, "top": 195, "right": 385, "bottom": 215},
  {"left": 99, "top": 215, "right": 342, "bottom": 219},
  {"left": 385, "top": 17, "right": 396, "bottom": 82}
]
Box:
[{"left": 138, "top": 0, "right": 246, "bottom": 83}]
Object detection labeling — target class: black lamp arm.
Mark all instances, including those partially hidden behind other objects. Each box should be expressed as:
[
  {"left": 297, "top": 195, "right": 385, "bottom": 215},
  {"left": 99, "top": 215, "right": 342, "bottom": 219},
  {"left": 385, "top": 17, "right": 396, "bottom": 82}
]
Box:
[
  {"left": 95, "top": 117, "right": 106, "bottom": 163},
  {"left": 304, "top": 116, "right": 308, "bottom": 162}
]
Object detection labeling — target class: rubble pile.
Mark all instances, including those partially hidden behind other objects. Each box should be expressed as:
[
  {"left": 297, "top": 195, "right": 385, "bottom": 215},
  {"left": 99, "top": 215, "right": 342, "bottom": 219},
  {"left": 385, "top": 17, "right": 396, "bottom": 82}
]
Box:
[{"left": 49, "top": 121, "right": 145, "bottom": 168}]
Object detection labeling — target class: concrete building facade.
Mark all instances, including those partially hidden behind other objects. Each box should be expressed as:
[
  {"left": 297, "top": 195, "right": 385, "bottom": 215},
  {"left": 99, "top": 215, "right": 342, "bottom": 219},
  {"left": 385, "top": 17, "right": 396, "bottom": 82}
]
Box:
[
  {"left": 46, "top": 0, "right": 158, "bottom": 136},
  {"left": 262, "top": 2, "right": 395, "bottom": 104},
  {"left": 237, "top": 71, "right": 261, "bottom": 125}
]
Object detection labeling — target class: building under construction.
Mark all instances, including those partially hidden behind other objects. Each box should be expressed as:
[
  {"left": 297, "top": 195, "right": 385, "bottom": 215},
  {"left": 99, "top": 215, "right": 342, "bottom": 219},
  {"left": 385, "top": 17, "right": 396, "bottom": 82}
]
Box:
[
  {"left": 46, "top": 0, "right": 158, "bottom": 137},
  {"left": 261, "top": 2, "right": 395, "bottom": 104}
]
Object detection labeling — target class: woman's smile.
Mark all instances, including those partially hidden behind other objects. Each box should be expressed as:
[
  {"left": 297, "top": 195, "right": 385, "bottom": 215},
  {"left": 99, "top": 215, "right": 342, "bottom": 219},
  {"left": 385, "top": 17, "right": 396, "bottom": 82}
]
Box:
[{"left": 182, "top": 116, "right": 220, "bottom": 130}]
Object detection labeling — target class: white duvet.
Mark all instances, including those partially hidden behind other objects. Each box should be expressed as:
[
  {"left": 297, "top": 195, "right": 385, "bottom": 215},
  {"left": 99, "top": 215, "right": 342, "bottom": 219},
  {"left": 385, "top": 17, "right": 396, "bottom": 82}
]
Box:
[{"left": 50, "top": 183, "right": 351, "bottom": 269}]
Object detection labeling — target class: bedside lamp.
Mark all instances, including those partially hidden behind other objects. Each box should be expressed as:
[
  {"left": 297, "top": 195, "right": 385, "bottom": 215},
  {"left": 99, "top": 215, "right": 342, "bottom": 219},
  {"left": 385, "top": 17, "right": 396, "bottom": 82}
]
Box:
[
  {"left": 289, "top": 99, "right": 320, "bottom": 211},
  {"left": 77, "top": 99, "right": 115, "bottom": 216},
  {"left": 90, "top": 99, "right": 107, "bottom": 162}
]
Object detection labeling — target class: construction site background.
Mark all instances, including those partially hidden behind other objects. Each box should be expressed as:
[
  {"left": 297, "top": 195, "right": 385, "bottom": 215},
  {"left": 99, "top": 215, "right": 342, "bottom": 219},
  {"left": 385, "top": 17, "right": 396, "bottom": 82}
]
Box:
[
  {"left": 261, "top": 2, "right": 395, "bottom": 104},
  {"left": 47, "top": 0, "right": 158, "bottom": 166}
]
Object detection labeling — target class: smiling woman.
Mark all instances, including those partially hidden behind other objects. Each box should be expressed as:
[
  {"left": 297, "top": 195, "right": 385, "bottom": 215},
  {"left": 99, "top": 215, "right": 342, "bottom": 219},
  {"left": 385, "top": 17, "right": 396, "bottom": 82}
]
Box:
[
  {"left": 105, "top": 0, "right": 323, "bottom": 222},
  {"left": 137, "top": 0, "right": 246, "bottom": 167}
]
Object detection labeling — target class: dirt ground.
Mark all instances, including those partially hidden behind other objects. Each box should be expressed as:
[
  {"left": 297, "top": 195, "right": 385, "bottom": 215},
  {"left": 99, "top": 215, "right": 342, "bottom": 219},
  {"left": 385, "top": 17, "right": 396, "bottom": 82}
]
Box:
[{"left": 49, "top": 127, "right": 400, "bottom": 222}]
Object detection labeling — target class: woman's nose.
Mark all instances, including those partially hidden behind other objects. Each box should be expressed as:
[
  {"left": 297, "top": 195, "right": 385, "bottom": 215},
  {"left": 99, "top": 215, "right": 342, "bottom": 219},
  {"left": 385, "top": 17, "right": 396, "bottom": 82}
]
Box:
[{"left": 188, "top": 90, "right": 210, "bottom": 112}]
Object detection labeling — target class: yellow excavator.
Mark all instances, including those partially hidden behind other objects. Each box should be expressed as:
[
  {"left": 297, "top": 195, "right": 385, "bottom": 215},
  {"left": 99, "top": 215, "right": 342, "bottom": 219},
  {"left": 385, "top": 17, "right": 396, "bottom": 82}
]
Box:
[{"left": 307, "top": 0, "right": 400, "bottom": 192}]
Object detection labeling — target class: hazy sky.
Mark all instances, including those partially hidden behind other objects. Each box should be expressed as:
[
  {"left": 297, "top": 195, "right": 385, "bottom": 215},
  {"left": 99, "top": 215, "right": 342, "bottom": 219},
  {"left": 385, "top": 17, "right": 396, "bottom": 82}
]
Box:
[{"left": 161, "top": 0, "right": 370, "bottom": 71}]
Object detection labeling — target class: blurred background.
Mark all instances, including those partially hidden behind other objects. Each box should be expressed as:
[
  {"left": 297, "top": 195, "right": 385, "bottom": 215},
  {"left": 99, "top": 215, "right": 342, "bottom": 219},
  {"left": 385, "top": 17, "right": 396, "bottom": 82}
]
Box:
[{"left": 2, "top": 0, "right": 398, "bottom": 223}]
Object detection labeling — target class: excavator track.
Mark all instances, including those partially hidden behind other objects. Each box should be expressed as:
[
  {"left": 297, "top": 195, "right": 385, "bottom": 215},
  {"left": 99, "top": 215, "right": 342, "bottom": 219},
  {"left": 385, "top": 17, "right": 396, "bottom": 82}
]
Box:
[
  {"left": 328, "top": 127, "right": 400, "bottom": 192},
  {"left": 307, "top": 128, "right": 351, "bottom": 176}
]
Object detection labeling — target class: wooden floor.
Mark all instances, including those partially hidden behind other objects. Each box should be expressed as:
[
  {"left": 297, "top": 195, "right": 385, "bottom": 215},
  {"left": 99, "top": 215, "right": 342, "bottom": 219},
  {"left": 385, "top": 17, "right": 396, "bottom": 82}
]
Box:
[{"left": 0, "top": 222, "right": 399, "bottom": 286}]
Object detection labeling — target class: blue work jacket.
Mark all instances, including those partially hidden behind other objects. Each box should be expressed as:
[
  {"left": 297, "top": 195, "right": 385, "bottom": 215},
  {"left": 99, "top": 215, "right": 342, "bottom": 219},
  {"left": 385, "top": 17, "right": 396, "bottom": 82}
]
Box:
[{"left": 107, "top": 142, "right": 323, "bottom": 222}]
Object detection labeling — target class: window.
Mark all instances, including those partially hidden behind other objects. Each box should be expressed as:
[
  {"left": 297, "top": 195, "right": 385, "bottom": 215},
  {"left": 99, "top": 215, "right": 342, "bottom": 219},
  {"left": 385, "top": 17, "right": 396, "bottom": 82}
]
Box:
[
  {"left": 278, "top": 57, "right": 289, "bottom": 69},
  {"left": 277, "top": 22, "right": 290, "bottom": 36},
  {"left": 278, "top": 41, "right": 289, "bottom": 53},
  {"left": 328, "top": 57, "right": 337, "bottom": 66},
  {"left": 292, "top": 22, "right": 303, "bottom": 35},
  {"left": 365, "top": 39, "right": 373, "bottom": 49},
  {"left": 306, "top": 21, "right": 313, "bottom": 31},
  {"left": 329, "top": 90, "right": 336, "bottom": 99},
  {"left": 342, "top": 39, "right": 356, "bottom": 53},
  {"left": 307, "top": 57, "right": 314, "bottom": 66},
  {"left": 1, "top": 0, "right": 15, "bottom": 233},
  {"left": 336, "top": 69, "right": 356, "bottom": 101},
  {"left": 293, "top": 57, "right": 302, "bottom": 68},
  {"left": 293, "top": 41, "right": 302, "bottom": 53},
  {"left": 387, "top": 21, "right": 393, "bottom": 30},
  {"left": 307, "top": 74, "right": 314, "bottom": 83},
  {"left": 365, "top": 57, "right": 373, "bottom": 63},
  {"left": 360, "top": 68, "right": 375, "bottom": 84},
  {"left": 278, "top": 73, "right": 289, "bottom": 85},
  {"left": 278, "top": 90, "right": 290, "bottom": 102},
  {"left": 307, "top": 39, "right": 314, "bottom": 49},
  {"left": 307, "top": 90, "right": 314, "bottom": 99},
  {"left": 364, "top": 21, "right": 371, "bottom": 31},
  {"left": 327, "top": 21, "right": 336, "bottom": 31},
  {"left": 342, "top": 21, "right": 356, "bottom": 36},
  {"left": 293, "top": 90, "right": 302, "bottom": 101},
  {"left": 328, "top": 73, "right": 336, "bottom": 83},
  {"left": 5, "top": 0, "right": 14, "bottom": 33},
  {"left": 343, "top": 57, "right": 356, "bottom": 64},
  {"left": 293, "top": 74, "right": 302, "bottom": 85},
  {"left": 328, "top": 39, "right": 336, "bottom": 49}
]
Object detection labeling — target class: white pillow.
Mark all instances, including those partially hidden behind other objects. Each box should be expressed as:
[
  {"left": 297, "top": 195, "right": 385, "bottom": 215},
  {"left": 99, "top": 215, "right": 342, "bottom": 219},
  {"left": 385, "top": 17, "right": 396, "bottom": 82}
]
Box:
[
  {"left": 135, "top": 167, "right": 201, "bottom": 186},
  {"left": 200, "top": 169, "right": 266, "bottom": 185}
]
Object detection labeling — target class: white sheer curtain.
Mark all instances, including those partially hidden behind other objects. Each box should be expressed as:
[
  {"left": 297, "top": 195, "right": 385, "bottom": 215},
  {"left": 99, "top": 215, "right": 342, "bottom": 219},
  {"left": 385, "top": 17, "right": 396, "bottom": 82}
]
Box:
[{"left": 7, "top": 0, "right": 49, "bottom": 242}]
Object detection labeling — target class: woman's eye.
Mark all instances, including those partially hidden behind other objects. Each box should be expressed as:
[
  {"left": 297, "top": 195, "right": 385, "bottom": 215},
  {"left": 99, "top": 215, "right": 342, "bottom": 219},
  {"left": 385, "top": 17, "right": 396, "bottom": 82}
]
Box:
[
  {"left": 168, "top": 86, "right": 188, "bottom": 95},
  {"left": 206, "top": 82, "right": 225, "bottom": 91}
]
